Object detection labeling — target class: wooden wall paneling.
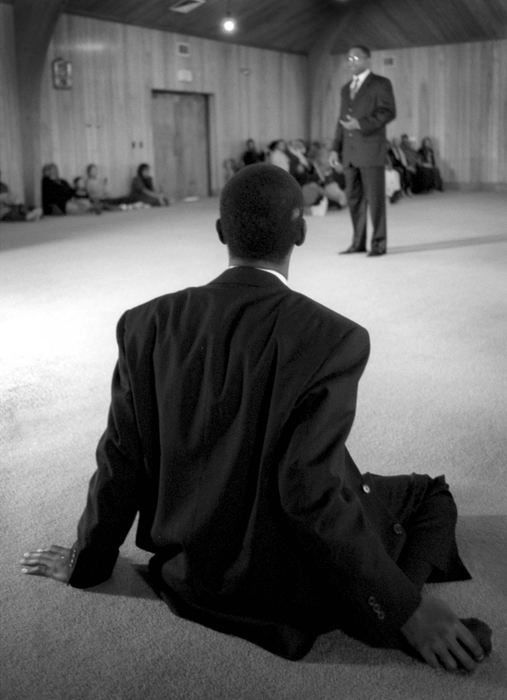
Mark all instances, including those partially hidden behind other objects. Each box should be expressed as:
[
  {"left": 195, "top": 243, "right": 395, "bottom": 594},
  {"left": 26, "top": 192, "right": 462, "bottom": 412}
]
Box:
[
  {"left": 226, "top": 44, "right": 247, "bottom": 156},
  {"left": 307, "top": 18, "right": 348, "bottom": 151},
  {"left": 123, "top": 24, "right": 154, "bottom": 189},
  {"left": 237, "top": 45, "right": 254, "bottom": 148},
  {"left": 479, "top": 42, "right": 499, "bottom": 183},
  {"left": 430, "top": 47, "right": 448, "bottom": 169},
  {"left": 237, "top": 45, "right": 253, "bottom": 148},
  {"left": 200, "top": 38, "right": 220, "bottom": 193},
  {"left": 141, "top": 26, "right": 158, "bottom": 171},
  {"left": 269, "top": 48, "right": 285, "bottom": 142},
  {"left": 184, "top": 33, "right": 206, "bottom": 94},
  {"left": 0, "top": 3, "right": 23, "bottom": 198},
  {"left": 459, "top": 42, "right": 478, "bottom": 183},
  {"left": 441, "top": 46, "right": 461, "bottom": 182},
  {"left": 280, "top": 53, "right": 308, "bottom": 142},
  {"left": 497, "top": 41, "right": 507, "bottom": 184},
  {"left": 311, "top": 52, "right": 347, "bottom": 144},
  {"left": 271, "top": 52, "right": 290, "bottom": 143},
  {"left": 150, "top": 28, "right": 166, "bottom": 88},
  {"left": 58, "top": 16, "right": 88, "bottom": 181},
  {"left": 441, "top": 46, "right": 457, "bottom": 183},
  {"left": 13, "top": 0, "right": 62, "bottom": 205},
  {"left": 104, "top": 24, "right": 129, "bottom": 193},
  {"left": 383, "top": 49, "right": 415, "bottom": 140},
  {"left": 467, "top": 42, "right": 482, "bottom": 184},
  {"left": 83, "top": 18, "right": 121, "bottom": 177},
  {"left": 244, "top": 47, "right": 275, "bottom": 147}
]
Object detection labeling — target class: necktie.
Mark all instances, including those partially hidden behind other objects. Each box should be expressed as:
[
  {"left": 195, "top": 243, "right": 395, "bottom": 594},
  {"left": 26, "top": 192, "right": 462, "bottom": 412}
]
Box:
[{"left": 350, "top": 77, "right": 360, "bottom": 99}]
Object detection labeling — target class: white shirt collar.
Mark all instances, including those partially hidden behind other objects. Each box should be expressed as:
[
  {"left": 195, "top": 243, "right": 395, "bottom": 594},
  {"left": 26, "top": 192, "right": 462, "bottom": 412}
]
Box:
[
  {"left": 228, "top": 265, "right": 288, "bottom": 286},
  {"left": 352, "top": 68, "right": 370, "bottom": 87}
]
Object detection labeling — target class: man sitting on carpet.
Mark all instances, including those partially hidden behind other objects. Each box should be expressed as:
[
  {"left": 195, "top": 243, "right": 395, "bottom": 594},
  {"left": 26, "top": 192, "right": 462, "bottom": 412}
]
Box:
[{"left": 21, "top": 164, "right": 491, "bottom": 672}]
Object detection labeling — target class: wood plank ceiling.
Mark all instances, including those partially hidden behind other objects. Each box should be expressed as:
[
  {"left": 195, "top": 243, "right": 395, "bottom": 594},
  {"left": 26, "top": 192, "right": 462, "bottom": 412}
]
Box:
[{"left": 12, "top": 0, "right": 507, "bottom": 54}]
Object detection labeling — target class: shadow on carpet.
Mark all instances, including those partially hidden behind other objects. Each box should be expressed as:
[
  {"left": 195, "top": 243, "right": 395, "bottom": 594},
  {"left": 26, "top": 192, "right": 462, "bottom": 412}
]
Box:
[{"left": 389, "top": 234, "right": 507, "bottom": 254}]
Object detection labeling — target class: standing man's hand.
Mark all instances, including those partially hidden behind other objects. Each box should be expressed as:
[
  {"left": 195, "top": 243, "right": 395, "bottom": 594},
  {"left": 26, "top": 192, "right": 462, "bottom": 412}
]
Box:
[
  {"left": 401, "top": 595, "right": 486, "bottom": 672},
  {"left": 20, "top": 544, "right": 72, "bottom": 583},
  {"left": 329, "top": 150, "right": 340, "bottom": 168},
  {"left": 339, "top": 116, "right": 361, "bottom": 131}
]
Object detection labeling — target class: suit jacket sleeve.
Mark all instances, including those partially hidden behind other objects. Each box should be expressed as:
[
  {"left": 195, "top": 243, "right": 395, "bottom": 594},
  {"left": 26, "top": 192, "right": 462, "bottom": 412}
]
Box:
[
  {"left": 68, "top": 312, "right": 144, "bottom": 588},
  {"left": 357, "top": 77, "right": 396, "bottom": 135},
  {"left": 278, "top": 325, "right": 421, "bottom": 639},
  {"left": 332, "top": 86, "right": 347, "bottom": 158}
]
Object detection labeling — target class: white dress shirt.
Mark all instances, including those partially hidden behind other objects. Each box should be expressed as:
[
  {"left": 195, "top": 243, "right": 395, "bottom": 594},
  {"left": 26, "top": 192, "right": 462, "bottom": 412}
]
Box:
[
  {"left": 350, "top": 68, "right": 370, "bottom": 97},
  {"left": 228, "top": 266, "right": 288, "bottom": 285}
]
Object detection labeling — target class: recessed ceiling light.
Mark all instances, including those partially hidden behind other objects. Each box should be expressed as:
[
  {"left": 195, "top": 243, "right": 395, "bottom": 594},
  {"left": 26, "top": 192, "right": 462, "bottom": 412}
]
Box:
[{"left": 221, "top": 14, "right": 237, "bottom": 33}]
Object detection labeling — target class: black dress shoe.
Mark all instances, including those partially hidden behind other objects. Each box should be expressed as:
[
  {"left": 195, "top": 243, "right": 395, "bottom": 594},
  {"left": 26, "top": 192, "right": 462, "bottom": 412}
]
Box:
[
  {"left": 367, "top": 249, "right": 386, "bottom": 257},
  {"left": 339, "top": 246, "right": 366, "bottom": 254}
]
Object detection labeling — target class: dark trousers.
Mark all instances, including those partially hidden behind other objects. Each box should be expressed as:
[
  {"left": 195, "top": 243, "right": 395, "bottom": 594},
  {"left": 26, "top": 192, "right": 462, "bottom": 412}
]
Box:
[
  {"left": 344, "top": 164, "right": 387, "bottom": 252},
  {"left": 147, "top": 473, "right": 469, "bottom": 658},
  {"left": 363, "top": 473, "right": 470, "bottom": 583},
  {"left": 335, "top": 472, "right": 471, "bottom": 649}
]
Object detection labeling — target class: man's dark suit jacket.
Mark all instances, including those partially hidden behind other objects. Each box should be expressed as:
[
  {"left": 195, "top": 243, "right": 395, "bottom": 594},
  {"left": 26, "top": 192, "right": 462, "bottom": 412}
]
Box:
[
  {"left": 68, "top": 267, "right": 423, "bottom": 659},
  {"left": 333, "top": 72, "right": 396, "bottom": 168}
]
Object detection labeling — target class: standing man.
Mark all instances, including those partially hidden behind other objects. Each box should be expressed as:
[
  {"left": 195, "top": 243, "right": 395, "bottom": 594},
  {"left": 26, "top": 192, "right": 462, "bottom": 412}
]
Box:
[{"left": 330, "top": 45, "right": 396, "bottom": 256}]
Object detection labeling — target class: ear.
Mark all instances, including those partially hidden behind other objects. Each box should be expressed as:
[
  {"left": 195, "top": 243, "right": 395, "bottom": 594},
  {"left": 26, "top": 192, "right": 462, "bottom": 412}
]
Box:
[
  {"left": 216, "top": 219, "right": 226, "bottom": 245},
  {"left": 294, "top": 217, "right": 307, "bottom": 247}
]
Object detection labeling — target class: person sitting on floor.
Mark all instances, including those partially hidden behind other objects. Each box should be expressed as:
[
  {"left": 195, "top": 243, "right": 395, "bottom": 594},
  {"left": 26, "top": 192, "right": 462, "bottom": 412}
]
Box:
[
  {"left": 287, "top": 139, "right": 328, "bottom": 215},
  {"left": 0, "top": 169, "right": 42, "bottom": 222},
  {"left": 385, "top": 147, "right": 403, "bottom": 204},
  {"left": 416, "top": 137, "right": 444, "bottom": 193},
  {"left": 310, "top": 141, "right": 347, "bottom": 209},
  {"left": 241, "top": 138, "right": 265, "bottom": 166},
  {"left": 21, "top": 164, "right": 491, "bottom": 672},
  {"left": 41, "top": 163, "right": 80, "bottom": 216},
  {"left": 84, "top": 163, "right": 109, "bottom": 203},
  {"left": 85, "top": 164, "right": 137, "bottom": 210},
  {"left": 72, "top": 176, "right": 102, "bottom": 215},
  {"left": 267, "top": 139, "right": 290, "bottom": 172},
  {"left": 388, "top": 137, "right": 412, "bottom": 196},
  {"left": 400, "top": 134, "right": 420, "bottom": 193},
  {"left": 223, "top": 157, "right": 241, "bottom": 184},
  {"left": 130, "top": 163, "right": 169, "bottom": 207}
]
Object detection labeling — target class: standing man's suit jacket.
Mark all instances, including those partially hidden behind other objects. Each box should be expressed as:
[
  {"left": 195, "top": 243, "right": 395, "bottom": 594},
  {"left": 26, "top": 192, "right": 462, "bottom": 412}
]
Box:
[
  {"left": 333, "top": 72, "right": 396, "bottom": 168},
  {"left": 68, "top": 267, "right": 422, "bottom": 658}
]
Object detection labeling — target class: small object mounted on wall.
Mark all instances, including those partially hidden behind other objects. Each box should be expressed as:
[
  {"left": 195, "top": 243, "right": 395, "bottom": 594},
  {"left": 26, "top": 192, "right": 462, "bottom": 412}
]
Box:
[{"left": 52, "top": 58, "right": 72, "bottom": 89}]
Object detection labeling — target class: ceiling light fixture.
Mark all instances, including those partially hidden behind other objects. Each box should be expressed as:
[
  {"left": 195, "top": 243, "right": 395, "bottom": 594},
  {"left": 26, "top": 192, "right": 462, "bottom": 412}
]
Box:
[{"left": 221, "top": 1, "right": 237, "bottom": 33}]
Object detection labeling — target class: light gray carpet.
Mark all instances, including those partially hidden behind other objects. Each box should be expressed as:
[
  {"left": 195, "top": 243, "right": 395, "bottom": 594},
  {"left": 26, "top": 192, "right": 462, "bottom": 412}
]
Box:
[{"left": 1, "top": 192, "right": 506, "bottom": 699}]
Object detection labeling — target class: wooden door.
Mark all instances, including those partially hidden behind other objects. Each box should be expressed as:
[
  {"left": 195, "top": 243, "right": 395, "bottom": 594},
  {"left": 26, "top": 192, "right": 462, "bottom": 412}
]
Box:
[{"left": 151, "top": 91, "right": 210, "bottom": 202}]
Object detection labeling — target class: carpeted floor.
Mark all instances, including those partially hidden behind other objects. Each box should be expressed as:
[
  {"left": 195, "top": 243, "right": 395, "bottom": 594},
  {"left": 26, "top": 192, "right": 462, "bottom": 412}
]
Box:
[{"left": 1, "top": 191, "right": 506, "bottom": 699}]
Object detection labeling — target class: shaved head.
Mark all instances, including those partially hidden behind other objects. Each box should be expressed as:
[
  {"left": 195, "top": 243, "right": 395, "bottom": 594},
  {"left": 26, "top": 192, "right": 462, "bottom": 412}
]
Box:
[{"left": 218, "top": 164, "right": 305, "bottom": 263}]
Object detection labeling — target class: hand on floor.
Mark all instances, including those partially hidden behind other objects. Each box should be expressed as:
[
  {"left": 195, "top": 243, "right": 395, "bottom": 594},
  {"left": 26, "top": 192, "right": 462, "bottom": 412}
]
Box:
[
  {"left": 401, "top": 594, "right": 486, "bottom": 673},
  {"left": 20, "top": 544, "right": 72, "bottom": 583}
]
